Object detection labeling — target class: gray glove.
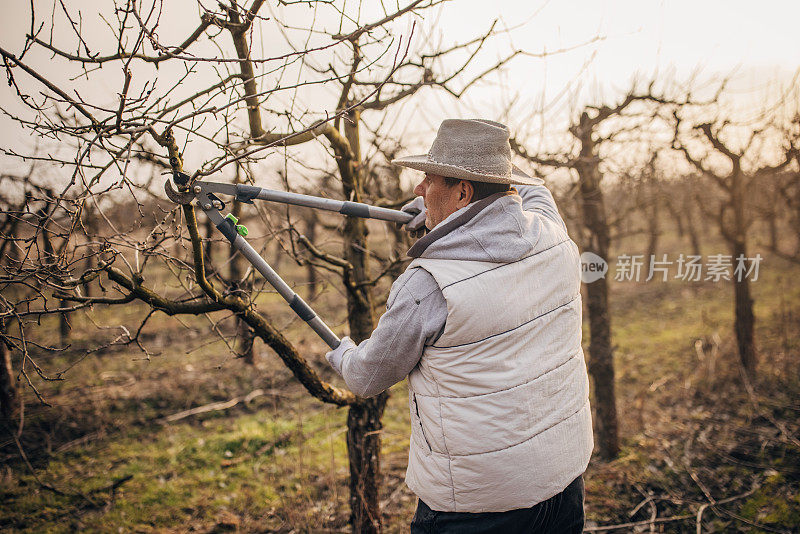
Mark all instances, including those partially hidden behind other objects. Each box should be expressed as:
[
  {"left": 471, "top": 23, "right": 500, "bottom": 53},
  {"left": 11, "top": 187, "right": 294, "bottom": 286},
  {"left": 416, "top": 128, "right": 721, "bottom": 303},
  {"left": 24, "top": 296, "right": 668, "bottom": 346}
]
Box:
[
  {"left": 401, "top": 196, "right": 427, "bottom": 238},
  {"left": 325, "top": 336, "right": 356, "bottom": 376}
]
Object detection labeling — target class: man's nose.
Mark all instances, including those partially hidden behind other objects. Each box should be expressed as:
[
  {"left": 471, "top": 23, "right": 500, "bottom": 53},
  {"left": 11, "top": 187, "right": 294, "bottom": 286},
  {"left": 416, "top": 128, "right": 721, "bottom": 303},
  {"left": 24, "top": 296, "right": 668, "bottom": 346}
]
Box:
[{"left": 413, "top": 180, "right": 425, "bottom": 197}]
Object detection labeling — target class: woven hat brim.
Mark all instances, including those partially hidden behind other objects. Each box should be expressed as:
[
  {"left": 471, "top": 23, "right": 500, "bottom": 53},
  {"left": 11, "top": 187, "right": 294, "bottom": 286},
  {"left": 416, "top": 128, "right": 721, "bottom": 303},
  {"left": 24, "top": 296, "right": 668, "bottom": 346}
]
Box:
[{"left": 392, "top": 154, "right": 544, "bottom": 186}]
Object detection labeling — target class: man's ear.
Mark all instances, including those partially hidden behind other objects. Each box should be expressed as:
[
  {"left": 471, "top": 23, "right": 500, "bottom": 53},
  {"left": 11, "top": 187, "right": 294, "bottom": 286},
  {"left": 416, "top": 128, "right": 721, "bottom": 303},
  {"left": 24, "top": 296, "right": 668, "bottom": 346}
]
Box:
[{"left": 458, "top": 180, "right": 473, "bottom": 207}]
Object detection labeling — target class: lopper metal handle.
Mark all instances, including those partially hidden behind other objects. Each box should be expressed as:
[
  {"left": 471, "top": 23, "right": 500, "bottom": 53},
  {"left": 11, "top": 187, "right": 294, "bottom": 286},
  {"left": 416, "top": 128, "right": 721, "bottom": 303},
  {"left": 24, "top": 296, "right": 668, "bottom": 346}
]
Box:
[
  {"left": 202, "top": 204, "right": 341, "bottom": 349},
  {"left": 199, "top": 182, "right": 414, "bottom": 225},
  {"left": 247, "top": 187, "right": 413, "bottom": 224}
]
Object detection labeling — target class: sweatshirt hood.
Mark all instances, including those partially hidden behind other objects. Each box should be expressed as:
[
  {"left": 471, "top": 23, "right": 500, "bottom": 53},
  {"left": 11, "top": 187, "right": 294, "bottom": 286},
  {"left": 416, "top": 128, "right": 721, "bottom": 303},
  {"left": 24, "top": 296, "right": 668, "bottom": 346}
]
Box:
[{"left": 407, "top": 191, "right": 543, "bottom": 263}]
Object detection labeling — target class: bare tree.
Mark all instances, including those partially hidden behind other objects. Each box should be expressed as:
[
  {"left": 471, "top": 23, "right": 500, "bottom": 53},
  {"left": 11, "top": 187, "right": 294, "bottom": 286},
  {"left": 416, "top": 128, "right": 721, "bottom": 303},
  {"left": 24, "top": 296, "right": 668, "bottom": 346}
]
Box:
[
  {"left": 0, "top": 1, "right": 530, "bottom": 530},
  {"left": 672, "top": 112, "right": 797, "bottom": 376}
]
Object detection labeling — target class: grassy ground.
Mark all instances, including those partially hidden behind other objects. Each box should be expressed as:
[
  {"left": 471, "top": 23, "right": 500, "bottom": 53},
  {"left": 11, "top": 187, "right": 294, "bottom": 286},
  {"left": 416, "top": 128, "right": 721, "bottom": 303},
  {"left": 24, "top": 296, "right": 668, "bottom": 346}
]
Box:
[{"left": 1, "top": 227, "right": 799, "bottom": 532}]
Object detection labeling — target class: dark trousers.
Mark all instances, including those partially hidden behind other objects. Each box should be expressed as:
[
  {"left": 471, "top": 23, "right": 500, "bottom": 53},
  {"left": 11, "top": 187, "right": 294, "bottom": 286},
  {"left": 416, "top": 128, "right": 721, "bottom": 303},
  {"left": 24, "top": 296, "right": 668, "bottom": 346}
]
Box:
[{"left": 410, "top": 475, "right": 585, "bottom": 534}]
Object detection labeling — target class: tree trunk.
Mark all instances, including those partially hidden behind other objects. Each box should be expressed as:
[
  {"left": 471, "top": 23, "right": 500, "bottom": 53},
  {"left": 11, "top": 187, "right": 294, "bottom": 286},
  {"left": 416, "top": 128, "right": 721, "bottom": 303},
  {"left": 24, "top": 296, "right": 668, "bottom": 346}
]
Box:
[
  {"left": 0, "top": 211, "right": 21, "bottom": 270},
  {"left": 733, "top": 240, "right": 756, "bottom": 375},
  {"left": 347, "top": 395, "right": 388, "bottom": 533},
  {"left": 304, "top": 213, "right": 319, "bottom": 298},
  {"left": 82, "top": 207, "right": 97, "bottom": 297},
  {"left": 685, "top": 205, "right": 702, "bottom": 258},
  {"left": 204, "top": 216, "right": 215, "bottom": 279},
  {"left": 0, "top": 321, "right": 17, "bottom": 421},
  {"left": 583, "top": 277, "right": 619, "bottom": 459},
  {"left": 574, "top": 112, "right": 619, "bottom": 460},
  {"left": 59, "top": 299, "right": 72, "bottom": 345},
  {"left": 645, "top": 197, "right": 659, "bottom": 276},
  {"left": 39, "top": 202, "right": 71, "bottom": 345},
  {"left": 339, "top": 109, "right": 385, "bottom": 533},
  {"left": 236, "top": 317, "right": 256, "bottom": 364},
  {"left": 730, "top": 168, "right": 757, "bottom": 375},
  {"left": 385, "top": 219, "right": 410, "bottom": 284},
  {"left": 767, "top": 210, "right": 778, "bottom": 252},
  {"left": 82, "top": 255, "right": 95, "bottom": 297}
]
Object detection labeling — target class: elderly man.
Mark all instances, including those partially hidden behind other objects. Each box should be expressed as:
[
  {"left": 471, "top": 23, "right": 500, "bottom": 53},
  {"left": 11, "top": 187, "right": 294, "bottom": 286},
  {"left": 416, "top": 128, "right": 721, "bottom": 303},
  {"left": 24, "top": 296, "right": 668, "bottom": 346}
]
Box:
[{"left": 325, "top": 119, "right": 593, "bottom": 533}]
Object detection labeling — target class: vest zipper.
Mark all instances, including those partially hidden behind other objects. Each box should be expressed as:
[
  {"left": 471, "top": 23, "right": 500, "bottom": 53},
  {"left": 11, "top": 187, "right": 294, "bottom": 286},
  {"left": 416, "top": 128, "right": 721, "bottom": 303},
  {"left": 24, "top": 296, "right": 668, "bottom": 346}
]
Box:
[{"left": 412, "top": 392, "right": 433, "bottom": 453}]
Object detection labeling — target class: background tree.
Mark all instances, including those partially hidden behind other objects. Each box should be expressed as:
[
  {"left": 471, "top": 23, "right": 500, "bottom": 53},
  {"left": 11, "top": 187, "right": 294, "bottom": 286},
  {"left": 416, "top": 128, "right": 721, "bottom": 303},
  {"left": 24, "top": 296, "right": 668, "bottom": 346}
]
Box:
[{"left": 672, "top": 111, "right": 797, "bottom": 376}]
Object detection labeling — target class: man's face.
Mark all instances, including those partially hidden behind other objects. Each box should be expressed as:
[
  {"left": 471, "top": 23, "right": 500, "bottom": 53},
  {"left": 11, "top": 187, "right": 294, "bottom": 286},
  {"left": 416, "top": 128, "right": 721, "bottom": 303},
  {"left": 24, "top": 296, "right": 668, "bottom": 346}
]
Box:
[{"left": 413, "top": 173, "right": 471, "bottom": 229}]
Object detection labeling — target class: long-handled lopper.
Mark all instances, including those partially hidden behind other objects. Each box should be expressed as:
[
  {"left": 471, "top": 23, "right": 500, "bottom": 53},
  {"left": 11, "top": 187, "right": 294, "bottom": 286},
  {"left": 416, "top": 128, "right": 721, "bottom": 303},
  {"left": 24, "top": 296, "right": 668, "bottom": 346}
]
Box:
[{"left": 165, "top": 171, "right": 413, "bottom": 350}]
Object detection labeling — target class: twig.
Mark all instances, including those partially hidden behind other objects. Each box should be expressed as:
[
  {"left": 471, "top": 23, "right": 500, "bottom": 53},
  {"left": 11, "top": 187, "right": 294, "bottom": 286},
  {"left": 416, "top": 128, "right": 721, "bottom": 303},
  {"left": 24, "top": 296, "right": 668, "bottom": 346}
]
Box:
[
  {"left": 379, "top": 475, "right": 409, "bottom": 509},
  {"left": 157, "top": 388, "right": 274, "bottom": 423},
  {"left": 56, "top": 429, "right": 106, "bottom": 453},
  {"left": 584, "top": 513, "right": 695, "bottom": 532}
]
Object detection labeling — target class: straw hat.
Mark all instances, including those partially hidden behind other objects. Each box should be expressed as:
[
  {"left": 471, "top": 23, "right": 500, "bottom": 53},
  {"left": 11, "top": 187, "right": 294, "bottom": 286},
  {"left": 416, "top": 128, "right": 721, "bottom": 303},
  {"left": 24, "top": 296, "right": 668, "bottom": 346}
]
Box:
[{"left": 391, "top": 119, "right": 543, "bottom": 186}]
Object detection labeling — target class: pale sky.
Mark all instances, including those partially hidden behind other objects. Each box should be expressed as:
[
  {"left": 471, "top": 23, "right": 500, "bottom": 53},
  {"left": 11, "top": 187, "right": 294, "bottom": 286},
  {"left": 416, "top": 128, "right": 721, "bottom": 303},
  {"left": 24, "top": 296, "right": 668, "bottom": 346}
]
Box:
[{"left": 1, "top": 0, "right": 798, "bottom": 183}]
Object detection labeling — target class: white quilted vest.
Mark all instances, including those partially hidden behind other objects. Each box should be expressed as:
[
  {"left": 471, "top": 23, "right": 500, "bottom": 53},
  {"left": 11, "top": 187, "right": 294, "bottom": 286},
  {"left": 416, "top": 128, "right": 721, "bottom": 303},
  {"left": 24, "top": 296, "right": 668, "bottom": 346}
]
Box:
[{"left": 404, "top": 223, "right": 593, "bottom": 512}]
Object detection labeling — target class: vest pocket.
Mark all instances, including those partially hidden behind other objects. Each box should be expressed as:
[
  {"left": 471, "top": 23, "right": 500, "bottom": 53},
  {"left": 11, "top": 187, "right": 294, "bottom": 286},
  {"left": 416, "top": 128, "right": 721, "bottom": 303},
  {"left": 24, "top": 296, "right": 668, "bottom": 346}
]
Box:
[{"left": 411, "top": 392, "right": 433, "bottom": 454}]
